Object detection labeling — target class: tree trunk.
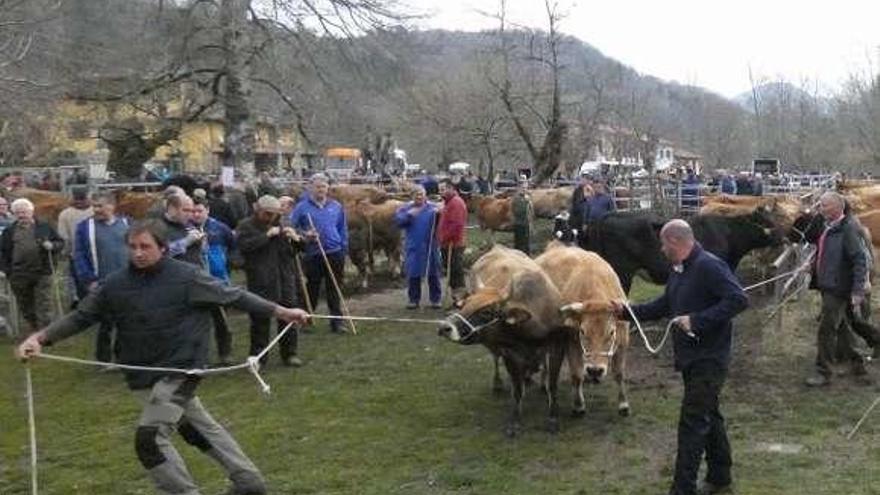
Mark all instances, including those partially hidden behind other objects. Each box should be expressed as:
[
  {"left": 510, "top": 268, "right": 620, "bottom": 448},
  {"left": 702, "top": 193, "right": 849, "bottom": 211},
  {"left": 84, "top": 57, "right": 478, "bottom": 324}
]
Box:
[{"left": 221, "top": 0, "right": 255, "bottom": 181}]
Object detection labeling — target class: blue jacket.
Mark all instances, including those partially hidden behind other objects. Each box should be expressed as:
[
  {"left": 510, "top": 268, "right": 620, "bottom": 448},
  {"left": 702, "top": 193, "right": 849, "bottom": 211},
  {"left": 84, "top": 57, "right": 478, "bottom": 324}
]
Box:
[
  {"left": 394, "top": 202, "right": 441, "bottom": 278},
  {"left": 72, "top": 216, "right": 130, "bottom": 285},
  {"left": 201, "top": 217, "right": 235, "bottom": 282},
  {"left": 289, "top": 197, "right": 348, "bottom": 258},
  {"left": 584, "top": 193, "right": 616, "bottom": 223},
  {"left": 720, "top": 176, "right": 737, "bottom": 195},
  {"left": 629, "top": 243, "right": 748, "bottom": 371}
]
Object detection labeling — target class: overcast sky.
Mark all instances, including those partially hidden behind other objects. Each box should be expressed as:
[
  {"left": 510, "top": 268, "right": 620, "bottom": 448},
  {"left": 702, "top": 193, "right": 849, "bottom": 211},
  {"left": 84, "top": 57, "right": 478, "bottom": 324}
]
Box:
[{"left": 408, "top": 0, "right": 880, "bottom": 98}]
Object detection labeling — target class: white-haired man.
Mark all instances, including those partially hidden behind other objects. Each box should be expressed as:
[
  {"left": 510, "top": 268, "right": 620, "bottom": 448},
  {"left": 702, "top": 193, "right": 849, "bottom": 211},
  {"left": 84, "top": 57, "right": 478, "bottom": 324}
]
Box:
[{"left": 0, "top": 198, "right": 64, "bottom": 333}]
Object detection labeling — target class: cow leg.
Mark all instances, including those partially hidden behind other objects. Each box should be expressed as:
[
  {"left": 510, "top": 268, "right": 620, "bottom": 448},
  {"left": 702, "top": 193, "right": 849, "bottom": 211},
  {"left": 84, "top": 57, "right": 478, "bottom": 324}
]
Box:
[
  {"left": 567, "top": 334, "right": 587, "bottom": 417},
  {"left": 502, "top": 356, "right": 525, "bottom": 438},
  {"left": 612, "top": 345, "right": 630, "bottom": 417},
  {"left": 545, "top": 338, "right": 566, "bottom": 433},
  {"left": 492, "top": 353, "right": 504, "bottom": 395}
]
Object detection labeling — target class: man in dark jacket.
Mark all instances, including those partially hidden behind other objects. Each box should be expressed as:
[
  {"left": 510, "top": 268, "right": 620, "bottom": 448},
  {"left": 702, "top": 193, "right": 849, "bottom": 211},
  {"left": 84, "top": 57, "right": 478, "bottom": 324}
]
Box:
[
  {"left": 162, "top": 194, "right": 205, "bottom": 267},
  {"left": 511, "top": 176, "right": 532, "bottom": 255},
  {"left": 237, "top": 195, "right": 303, "bottom": 366},
  {"left": 17, "top": 220, "right": 309, "bottom": 495},
  {"left": 613, "top": 219, "right": 748, "bottom": 495},
  {"left": 0, "top": 198, "right": 64, "bottom": 333},
  {"left": 806, "top": 192, "right": 871, "bottom": 386}
]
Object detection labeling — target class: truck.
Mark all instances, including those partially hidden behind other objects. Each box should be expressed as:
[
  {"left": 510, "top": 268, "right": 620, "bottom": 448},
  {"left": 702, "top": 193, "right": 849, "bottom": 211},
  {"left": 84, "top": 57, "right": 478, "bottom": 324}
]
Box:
[
  {"left": 323, "top": 147, "right": 362, "bottom": 178},
  {"left": 752, "top": 158, "right": 781, "bottom": 176}
]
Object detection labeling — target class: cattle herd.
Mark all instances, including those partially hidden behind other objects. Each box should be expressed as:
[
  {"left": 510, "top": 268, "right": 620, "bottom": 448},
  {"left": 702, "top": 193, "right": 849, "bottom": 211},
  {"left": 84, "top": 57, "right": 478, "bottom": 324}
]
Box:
[{"left": 6, "top": 177, "right": 880, "bottom": 436}]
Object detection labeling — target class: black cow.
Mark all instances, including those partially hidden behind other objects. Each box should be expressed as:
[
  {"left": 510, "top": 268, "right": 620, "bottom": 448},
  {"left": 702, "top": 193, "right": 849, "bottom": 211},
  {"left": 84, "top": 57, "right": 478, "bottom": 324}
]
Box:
[
  {"left": 690, "top": 206, "right": 786, "bottom": 270},
  {"left": 583, "top": 208, "right": 784, "bottom": 293},
  {"left": 582, "top": 211, "right": 670, "bottom": 293}
]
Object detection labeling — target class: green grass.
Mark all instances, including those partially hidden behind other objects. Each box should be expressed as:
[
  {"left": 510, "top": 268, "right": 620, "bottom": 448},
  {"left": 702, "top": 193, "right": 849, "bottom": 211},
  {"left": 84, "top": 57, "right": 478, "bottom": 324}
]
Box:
[{"left": 4, "top": 287, "right": 880, "bottom": 494}]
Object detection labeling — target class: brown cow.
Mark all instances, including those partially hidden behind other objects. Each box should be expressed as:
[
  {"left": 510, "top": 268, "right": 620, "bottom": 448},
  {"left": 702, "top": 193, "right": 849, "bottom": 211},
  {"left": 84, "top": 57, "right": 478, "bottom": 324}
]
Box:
[
  {"left": 474, "top": 196, "right": 513, "bottom": 232},
  {"left": 438, "top": 245, "right": 568, "bottom": 436},
  {"left": 330, "top": 184, "right": 388, "bottom": 205},
  {"left": 858, "top": 210, "right": 880, "bottom": 251},
  {"left": 115, "top": 191, "right": 162, "bottom": 219},
  {"left": 845, "top": 186, "right": 880, "bottom": 213},
  {"left": 700, "top": 195, "right": 804, "bottom": 232},
  {"left": 8, "top": 188, "right": 68, "bottom": 224},
  {"left": 530, "top": 187, "right": 573, "bottom": 219},
  {"left": 346, "top": 198, "right": 404, "bottom": 287},
  {"left": 536, "top": 241, "right": 631, "bottom": 417}
]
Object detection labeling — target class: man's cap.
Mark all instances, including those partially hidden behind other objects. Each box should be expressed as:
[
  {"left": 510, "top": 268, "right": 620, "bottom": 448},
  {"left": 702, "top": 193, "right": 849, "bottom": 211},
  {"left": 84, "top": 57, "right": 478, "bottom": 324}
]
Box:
[{"left": 256, "top": 195, "right": 282, "bottom": 213}]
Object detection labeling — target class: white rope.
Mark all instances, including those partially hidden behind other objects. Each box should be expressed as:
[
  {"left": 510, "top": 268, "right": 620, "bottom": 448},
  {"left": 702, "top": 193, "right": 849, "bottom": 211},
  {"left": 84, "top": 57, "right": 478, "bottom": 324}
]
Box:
[
  {"left": 33, "top": 322, "right": 298, "bottom": 395},
  {"left": 25, "top": 365, "right": 38, "bottom": 495},
  {"left": 309, "top": 313, "right": 447, "bottom": 325},
  {"left": 624, "top": 301, "right": 677, "bottom": 355},
  {"left": 847, "top": 395, "right": 880, "bottom": 440}
]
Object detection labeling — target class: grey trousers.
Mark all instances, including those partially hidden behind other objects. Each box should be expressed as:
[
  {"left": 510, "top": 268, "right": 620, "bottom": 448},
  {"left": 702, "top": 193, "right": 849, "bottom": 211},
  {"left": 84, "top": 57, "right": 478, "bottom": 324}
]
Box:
[{"left": 134, "top": 376, "right": 266, "bottom": 495}]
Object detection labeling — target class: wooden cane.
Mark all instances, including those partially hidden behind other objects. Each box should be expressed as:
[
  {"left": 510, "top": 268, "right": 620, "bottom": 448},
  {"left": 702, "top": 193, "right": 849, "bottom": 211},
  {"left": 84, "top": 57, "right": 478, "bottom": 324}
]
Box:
[
  {"left": 294, "top": 252, "right": 314, "bottom": 314},
  {"left": 306, "top": 214, "right": 357, "bottom": 335}
]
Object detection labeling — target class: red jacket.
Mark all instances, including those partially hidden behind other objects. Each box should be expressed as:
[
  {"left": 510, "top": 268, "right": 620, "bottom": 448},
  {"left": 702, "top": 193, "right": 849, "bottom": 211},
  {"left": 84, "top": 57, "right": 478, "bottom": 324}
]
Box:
[{"left": 438, "top": 192, "right": 468, "bottom": 247}]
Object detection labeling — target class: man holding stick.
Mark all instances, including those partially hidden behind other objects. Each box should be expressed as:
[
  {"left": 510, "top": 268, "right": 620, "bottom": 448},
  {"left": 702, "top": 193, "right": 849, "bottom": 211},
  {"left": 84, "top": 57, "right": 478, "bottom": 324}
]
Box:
[
  {"left": 290, "top": 174, "right": 349, "bottom": 334},
  {"left": 395, "top": 185, "right": 442, "bottom": 309}
]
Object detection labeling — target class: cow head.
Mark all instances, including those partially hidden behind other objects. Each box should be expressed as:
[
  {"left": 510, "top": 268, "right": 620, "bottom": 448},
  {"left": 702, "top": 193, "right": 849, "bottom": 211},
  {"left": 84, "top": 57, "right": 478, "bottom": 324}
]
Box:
[
  {"left": 789, "top": 209, "right": 824, "bottom": 244},
  {"left": 750, "top": 205, "right": 786, "bottom": 246},
  {"left": 559, "top": 299, "right": 623, "bottom": 383},
  {"left": 438, "top": 283, "right": 535, "bottom": 344}
]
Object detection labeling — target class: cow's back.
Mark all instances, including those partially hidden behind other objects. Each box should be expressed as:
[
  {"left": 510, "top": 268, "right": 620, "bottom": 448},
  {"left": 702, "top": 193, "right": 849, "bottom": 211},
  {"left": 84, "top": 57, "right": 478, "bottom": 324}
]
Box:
[{"left": 536, "top": 242, "right": 625, "bottom": 302}]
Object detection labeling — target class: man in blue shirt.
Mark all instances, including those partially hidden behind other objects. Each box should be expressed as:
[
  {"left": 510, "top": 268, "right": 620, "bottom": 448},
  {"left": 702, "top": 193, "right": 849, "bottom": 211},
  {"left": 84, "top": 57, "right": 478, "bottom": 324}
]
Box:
[
  {"left": 73, "top": 191, "right": 129, "bottom": 363},
  {"left": 394, "top": 186, "right": 441, "bottom": 309},
  {"left": 290, "top": 174, "right": 348, "bottom": 333},
  {"left": 613, "top": 220, "right": 748, "bottom": 495}
]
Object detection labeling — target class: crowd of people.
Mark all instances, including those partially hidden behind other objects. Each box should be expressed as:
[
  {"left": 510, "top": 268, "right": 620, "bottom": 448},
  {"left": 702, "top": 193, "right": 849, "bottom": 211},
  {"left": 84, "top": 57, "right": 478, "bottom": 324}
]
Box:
[{"left": 5, "top": 167, "right": 880, "bottom": 495}]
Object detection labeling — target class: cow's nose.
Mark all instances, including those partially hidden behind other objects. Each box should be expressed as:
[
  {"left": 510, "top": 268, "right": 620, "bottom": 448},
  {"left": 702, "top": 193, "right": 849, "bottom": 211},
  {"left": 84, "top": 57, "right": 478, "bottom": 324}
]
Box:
[
  {"left": 586, "top": 366, "right": 605, "bottom": 382},
  {"left": 438, "top": 321, "right": 454, "bottom": 337}
]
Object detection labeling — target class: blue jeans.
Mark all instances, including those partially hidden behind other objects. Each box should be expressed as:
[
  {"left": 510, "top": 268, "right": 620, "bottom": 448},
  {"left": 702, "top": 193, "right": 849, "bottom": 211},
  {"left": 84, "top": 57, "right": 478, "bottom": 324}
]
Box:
[{"left": 407, "top": 275, "right": 441, "bottom": 305}]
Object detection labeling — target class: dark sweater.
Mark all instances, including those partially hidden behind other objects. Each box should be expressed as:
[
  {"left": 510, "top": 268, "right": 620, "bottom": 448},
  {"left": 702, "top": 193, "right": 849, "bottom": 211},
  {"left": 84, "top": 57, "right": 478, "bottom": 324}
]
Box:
[
  {"left": 43, "top": 257, "right": 277, "bottom": 389},
  {"left": 629, "top": 243, "right": 749, "bottom": 371}
]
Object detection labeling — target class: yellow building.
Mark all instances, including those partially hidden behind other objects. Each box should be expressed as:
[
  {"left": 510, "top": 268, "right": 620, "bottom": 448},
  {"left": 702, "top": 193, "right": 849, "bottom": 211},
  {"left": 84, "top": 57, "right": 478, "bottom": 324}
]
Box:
[{"left": 45, "top": 98, "right": 303, "bottom": 175}]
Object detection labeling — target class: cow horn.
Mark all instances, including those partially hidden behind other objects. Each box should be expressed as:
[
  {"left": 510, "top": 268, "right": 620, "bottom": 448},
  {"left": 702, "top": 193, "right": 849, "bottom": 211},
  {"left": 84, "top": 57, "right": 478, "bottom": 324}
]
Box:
[{"left": 560, "top": 302, "right": 585, "bottom": 314}]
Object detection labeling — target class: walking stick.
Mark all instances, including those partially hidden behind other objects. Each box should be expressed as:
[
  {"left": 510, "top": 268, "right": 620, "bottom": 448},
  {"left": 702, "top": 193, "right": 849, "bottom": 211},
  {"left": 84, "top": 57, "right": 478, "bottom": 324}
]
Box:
[
  {"left": 294, "top": 253, "right": 313, "bottom": 314},
  {"left": 306, "top": 214, "right": 357, "bottom": 335},
  {"left": 423, "top": 208, "right": 438, "bottom": 305}
]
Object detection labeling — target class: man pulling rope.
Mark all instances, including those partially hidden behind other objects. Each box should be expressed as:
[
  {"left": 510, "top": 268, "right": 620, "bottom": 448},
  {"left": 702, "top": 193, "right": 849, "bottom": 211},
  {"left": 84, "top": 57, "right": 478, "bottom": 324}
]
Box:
[{"left": 16, "top": 220, "right": 309, "bottom": 495}]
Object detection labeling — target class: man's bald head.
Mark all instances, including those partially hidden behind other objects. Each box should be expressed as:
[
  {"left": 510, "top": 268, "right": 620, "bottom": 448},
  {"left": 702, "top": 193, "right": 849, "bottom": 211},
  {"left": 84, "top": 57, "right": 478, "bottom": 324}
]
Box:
[
  {"left": 660, "top": 219, "right": 695, "bottom": 264},
  {"left": 660, "top": 219, "right": 694, "bottom": 243}
]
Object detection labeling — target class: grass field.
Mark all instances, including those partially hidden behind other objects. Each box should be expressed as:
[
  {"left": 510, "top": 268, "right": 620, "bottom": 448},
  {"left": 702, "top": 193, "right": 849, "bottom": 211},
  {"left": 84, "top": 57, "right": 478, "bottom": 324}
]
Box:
[{"left": 4, "top": 221, "right": 880, "bottom": 494}]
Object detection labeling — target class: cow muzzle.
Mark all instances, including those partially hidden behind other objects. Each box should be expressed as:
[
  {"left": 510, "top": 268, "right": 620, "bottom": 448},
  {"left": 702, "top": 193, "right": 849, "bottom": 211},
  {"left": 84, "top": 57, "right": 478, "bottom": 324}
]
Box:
[
  {"left": 437, "top": 320, "right": 461, "bottom": 342},
  {"left": 586, "top": 365, "right": 606, "bottom": 383}
]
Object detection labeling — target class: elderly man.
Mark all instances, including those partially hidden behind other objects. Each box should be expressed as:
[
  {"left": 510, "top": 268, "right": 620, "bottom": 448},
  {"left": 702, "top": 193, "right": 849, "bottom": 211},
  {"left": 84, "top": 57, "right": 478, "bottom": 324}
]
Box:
[
  {"left": 290, "top": 174, "right": 348, "bottom": 333},
  {"left": 73, "top": 191, "right": 130, "bottom": 363},
  {"left": 806, "top": 192, "right": 872, "bottom": 387},
  {"left": 613, "top": 220, "right": 748, "bottom": 495},
  {"left": 17, "top": 220, "right": 309, "bottom": 495},
  {"left": 0, "top": 198, "right": 64, "bottom": 334},
  {"left": 237, "top": 195, "right": 303, "bottom": 366},
  {"left": 395, "top": 185, "right": 442, "bottom": 309}
]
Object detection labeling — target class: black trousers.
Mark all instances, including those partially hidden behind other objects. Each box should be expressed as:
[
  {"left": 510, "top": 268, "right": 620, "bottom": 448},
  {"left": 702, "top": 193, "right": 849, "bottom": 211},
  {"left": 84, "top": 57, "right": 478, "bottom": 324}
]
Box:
[
  {"left": 303, "top": 252, "right": 345, "bottom": 331},
  {"left": 441, "top": 246, "right": 465, "bottom": 293},
  {"left": 513, "top": 225, "right": 530, "bottom": 255},
  {"left": 211, "top": 307, "right": 232, "bottom": 360},
  {"left": 671, "top": 360, "right": 732, "bottom": 495},
  {"left": 249, "top": 276, "right": 298, "bottom": 365},
  {"left": 95, "top": 318, "right": 118, "bottom": 363},
  {"left": 818, "top": 292, "right": 861, "bottom": 376}
]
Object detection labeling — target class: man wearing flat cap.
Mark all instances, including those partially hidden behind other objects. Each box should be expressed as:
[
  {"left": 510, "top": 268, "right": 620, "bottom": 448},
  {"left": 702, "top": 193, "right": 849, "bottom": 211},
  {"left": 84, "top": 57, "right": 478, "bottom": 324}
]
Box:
[{"left": 236, "top": 195, "right": 304, "bottom": 367}]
